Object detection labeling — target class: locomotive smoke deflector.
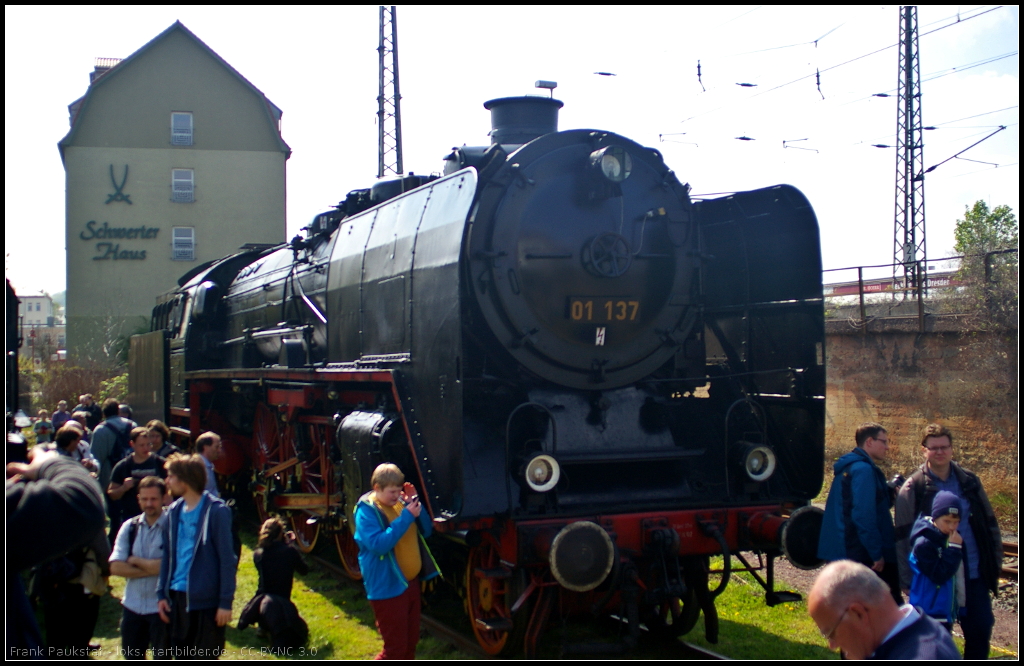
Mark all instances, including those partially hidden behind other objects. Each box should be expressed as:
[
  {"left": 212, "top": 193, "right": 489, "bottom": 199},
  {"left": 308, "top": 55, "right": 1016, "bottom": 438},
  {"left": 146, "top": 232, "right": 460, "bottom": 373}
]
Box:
[{"left": 484, "top": 96, "right": 563, "bottom": 145}]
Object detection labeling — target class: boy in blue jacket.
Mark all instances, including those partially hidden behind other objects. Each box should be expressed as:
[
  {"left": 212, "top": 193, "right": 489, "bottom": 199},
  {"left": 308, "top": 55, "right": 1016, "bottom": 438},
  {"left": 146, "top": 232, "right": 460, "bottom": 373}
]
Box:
[
  {"left": 354, "top": 463, "right": 438, "bottom": 660},
  {"left": 909, "top": 490, "right": 964, "bottom": 631}
]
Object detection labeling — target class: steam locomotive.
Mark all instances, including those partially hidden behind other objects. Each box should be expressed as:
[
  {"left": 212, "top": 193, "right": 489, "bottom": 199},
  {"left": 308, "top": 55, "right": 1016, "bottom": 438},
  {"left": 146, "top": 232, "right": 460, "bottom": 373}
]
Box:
[{"left": 129, "top": 95, "right": 826, "bottom": 655}]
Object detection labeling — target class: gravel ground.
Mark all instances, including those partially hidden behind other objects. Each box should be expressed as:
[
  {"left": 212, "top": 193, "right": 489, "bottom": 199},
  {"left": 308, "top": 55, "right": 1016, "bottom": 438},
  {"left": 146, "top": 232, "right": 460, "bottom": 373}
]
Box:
[{"left": 770, "top": 554, "right": 1019, "bottom": 658}]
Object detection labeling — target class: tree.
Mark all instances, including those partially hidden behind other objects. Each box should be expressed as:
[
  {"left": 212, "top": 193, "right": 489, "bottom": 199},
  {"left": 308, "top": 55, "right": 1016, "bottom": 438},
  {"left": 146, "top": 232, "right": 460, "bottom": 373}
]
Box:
[
  {"left": 949, "top": 201, "right": 1017, "bottom": 330},
  {"left": 953, "top": 201, "right": 1018, "bottom": 255}
]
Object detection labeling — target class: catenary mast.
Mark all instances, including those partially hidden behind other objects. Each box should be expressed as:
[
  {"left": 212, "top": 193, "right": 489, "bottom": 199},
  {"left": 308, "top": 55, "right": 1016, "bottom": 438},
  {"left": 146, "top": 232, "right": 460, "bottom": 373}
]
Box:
[
  {"left": 892, "top": 5, "right": 926, "bottom": 289},
  {"left": 377, "top": 6, "right": 403, "bottom": 177}
]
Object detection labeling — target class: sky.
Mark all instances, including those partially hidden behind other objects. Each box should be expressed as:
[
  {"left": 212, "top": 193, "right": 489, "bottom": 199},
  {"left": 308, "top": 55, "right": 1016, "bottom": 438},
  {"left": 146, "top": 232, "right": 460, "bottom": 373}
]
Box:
[{"left": 5, "top": 5, "right": 1019, "bottom": 296}]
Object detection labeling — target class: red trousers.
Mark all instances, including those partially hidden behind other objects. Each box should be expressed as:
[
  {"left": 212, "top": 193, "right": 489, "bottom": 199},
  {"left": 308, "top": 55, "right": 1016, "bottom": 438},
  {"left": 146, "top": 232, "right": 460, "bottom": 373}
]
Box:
[{"left": 369, "top": 582, "right": 421, "bottom": 660}]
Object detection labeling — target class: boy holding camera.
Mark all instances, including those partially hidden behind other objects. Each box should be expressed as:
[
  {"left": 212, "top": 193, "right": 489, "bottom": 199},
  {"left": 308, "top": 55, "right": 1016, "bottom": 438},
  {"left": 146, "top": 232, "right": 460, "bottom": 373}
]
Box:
[{"left": 354, "top": 463, "right": 439, "bottom": 660}]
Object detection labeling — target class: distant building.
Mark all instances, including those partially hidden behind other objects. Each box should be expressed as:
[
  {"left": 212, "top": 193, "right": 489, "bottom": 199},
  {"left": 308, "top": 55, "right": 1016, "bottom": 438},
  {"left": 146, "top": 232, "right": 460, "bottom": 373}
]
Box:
[
  {"left": 58, "top": 21, "right": 290, "bottom": 360},
  {"left": 18, "top": 294, "right": 55, "bottom": 327},
  {"left": 17, "top": 293, "right": 65, "bottom": 362}
]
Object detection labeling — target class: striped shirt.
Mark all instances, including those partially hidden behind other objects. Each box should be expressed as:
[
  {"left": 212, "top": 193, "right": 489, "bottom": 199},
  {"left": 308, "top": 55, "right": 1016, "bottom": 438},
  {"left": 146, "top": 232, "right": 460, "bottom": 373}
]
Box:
[{"left": 110, "top": 511, "right": 167, "bottom": 615}]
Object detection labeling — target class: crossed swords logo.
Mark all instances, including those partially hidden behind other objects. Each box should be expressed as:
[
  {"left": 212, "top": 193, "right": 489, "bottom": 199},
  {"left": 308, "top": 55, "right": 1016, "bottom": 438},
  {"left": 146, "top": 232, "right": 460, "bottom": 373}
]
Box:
[{"left": 106, "top": 164, "right": 132, "bottom": 204}]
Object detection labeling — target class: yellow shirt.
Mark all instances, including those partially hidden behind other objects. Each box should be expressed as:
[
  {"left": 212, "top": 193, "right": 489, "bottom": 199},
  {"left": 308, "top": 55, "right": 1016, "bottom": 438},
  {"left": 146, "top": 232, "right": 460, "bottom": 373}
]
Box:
[{"left": 374, "top": 495, "right": 422, "bottom": 581}]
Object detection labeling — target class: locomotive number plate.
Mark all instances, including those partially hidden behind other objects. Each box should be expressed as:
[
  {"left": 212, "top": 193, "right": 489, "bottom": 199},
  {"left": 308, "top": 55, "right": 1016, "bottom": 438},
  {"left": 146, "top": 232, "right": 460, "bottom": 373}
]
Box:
[{"left": 568, "top": 297, "right": 639, "bottom": 322}]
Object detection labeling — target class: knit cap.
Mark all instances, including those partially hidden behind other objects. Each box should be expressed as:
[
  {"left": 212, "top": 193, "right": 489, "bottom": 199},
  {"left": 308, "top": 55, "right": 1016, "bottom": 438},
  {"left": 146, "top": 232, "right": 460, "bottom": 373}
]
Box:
[{"left": 931, "top": 490, "right": 961, "bottom": 520}]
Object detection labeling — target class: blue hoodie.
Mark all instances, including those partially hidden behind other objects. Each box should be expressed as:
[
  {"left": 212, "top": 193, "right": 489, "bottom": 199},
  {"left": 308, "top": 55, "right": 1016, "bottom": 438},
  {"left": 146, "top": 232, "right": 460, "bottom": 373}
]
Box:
[
  {"left": 157, "top": 491, "right": 236, "bottom": 611},
  {"left": 909, "top": 515, "right": 963, "bottom": 624},
  {"left": 353, "top": 492, "right": 439, "bottom": 601},
  {"left": 818, "top": 447, "right": 896, "bottom": 564}
]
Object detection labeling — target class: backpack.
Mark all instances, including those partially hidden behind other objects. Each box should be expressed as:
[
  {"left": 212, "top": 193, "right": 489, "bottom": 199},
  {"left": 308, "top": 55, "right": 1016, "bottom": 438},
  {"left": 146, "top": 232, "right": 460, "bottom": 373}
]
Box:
[
  {"left": 909, "top": 471, "right": 938, "bottom": 518},
  {"left": 99, "top": 419, "right": 132, "bottom": 467},
  {"left": 127, "top": 514, "right": 143, "bottom": 555}
]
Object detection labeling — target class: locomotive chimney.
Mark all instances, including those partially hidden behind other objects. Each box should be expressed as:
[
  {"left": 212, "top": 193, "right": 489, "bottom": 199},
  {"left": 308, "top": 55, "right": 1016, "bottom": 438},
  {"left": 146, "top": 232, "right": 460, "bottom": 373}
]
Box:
[{"left": 483, "top": 96, "right": 563, "bottom": 145}]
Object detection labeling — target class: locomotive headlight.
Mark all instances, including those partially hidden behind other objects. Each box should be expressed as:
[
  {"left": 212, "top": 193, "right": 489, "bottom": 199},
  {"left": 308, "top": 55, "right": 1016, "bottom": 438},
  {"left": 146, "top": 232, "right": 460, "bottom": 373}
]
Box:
[
  {"left": 590, "top": 146, "right": 633, "bottom": 183},
  {"left": 523, "top": 454, "right": 560, "bottom": 492},
  {"left": 736, "top": 443, "right": 777, "bottom": 483}
]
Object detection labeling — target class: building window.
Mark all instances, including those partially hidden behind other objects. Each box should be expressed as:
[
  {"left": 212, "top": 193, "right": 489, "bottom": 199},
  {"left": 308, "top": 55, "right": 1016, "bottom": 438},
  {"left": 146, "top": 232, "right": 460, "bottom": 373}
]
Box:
[
  {"left": 172, "top": 169, "right": 194, "bottom": 203},
  {"left": 172, "top": 227, "right": 196, "bottom": 261},
  {"left": 171, "top": 112, "right": 193, "bottom": 145}
]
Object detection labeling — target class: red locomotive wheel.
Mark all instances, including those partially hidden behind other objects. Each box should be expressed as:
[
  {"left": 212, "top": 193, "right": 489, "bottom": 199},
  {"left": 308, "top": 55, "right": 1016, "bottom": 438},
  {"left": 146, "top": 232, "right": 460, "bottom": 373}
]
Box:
[
  {"left": 282, "top": 422, "right": 329, "bottom": 554},
  {"left": 289, "top": 513, "right": 320, "bottom": 553},
  {"left": 465, "top": 535, "right": 523, "bottom": 656},
  {"left": 334, "top": 526, "right": 362, "bottom": 580},
  {"left": 251, "top": 403, "right": 280, "bottom": 524},
  {"left": 252, "top": 481, "right": 272, "bottom": 524}
]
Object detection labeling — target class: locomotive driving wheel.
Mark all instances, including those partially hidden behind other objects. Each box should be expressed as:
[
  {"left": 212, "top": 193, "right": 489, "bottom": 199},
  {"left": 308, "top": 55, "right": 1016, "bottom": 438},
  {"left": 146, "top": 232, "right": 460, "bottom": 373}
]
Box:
[
  {"left": 284, "top": 421, "right": 326, "bottom": 554},
  {"left": 251, "top": 403, "right": 280, "bottom": 524},
  {"left": 334, "top": 526, "right": 362, "bottom": 579},
  {"left": 289, "top": 512, "right": 319, "bottom": 553},
  {"left": 465, "top": 534, "right": 524, "bottom": 656}
]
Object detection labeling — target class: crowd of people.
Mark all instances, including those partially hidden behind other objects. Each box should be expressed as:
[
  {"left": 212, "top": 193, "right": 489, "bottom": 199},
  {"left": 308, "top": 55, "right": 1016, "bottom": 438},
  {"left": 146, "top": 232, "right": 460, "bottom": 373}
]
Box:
[
  {"left": 8, "top": 395, "right": 1006, "bottom": 660},
  {"left": 811, "top": 421, "right": 1003, "bottom": 659},
  {"left": 7, "top": 393, "right": 310, "bottom": 660}
]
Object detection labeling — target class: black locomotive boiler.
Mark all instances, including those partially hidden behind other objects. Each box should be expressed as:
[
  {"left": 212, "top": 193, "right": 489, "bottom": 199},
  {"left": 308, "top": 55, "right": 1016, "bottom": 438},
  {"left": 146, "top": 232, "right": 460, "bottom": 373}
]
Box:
[{"left": 130, "top": 95, "right": 826, "bottom": 655}]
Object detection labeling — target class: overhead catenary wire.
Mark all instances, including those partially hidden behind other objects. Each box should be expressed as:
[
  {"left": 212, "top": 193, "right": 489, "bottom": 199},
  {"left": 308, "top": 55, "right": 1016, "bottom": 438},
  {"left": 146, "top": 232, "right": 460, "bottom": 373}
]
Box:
[
  {"left": 650, "top": 6, "right": 1016, "bottom": 166},
  {"left": 862, "top": 121, "right": 1018, "bottom": 150},
  {"left": 681, "top": 5, "right": 1007, "bottom": 125},
  {"left": 745, "top": 6, "right": 1005, "bottom": 101},
  {"left": 932, "top": 105, "right": 1019, "bottom": 127},
  {"left": 949, "top": 161, "right": 1019, "bottom": 178},
  {"left": 922, "top": 126, "right": 1008, "bottom": 175},
  {"left": 852, "top": 51, "right": 1018, "bottom": 104}
]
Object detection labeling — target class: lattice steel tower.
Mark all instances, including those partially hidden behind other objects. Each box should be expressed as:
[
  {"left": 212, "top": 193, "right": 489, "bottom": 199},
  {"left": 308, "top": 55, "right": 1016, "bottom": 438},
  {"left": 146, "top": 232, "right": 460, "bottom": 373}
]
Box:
[
  {"left": 377, "top": 6, "right": 404, "bottom": 178},
  {"left": 893, "top": 5, "right": 926, "bottom": 287}
]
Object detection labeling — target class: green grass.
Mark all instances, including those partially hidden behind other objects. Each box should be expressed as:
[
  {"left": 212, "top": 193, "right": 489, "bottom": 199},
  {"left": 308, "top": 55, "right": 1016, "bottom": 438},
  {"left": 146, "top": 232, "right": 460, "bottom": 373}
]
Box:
[
  {"left": 682, "top": 561, "right": 1004, "bottom": 660},
  {"left": 78, "top": 524, "right": 999, "bottom": 660},
  {"left": 682, "top": 563, "right": 838, "bottom": 660},
  {"left": 87, "top": 522, "right": 472, "bottom": 660},
  {"left": 85, "top": 541, "right": 834, "bottom": 660}
]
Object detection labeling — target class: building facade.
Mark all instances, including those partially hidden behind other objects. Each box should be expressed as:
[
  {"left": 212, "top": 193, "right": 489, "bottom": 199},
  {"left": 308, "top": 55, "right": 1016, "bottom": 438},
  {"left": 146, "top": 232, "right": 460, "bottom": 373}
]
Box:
[
  {"left": 18, "top": 294, "right": 55, "bottom": 327},
  {"left": 17, "top": 293, "right": 65, "bottom": 363},
  {"left": 59, "top": 22, "right": 290, "bottom": 360}
]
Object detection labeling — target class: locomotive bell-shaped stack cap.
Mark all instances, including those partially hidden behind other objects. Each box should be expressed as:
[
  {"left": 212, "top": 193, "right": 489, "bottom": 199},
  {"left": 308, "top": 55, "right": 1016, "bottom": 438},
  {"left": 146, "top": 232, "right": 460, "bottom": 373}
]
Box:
[{"left": 483, "top": 96, "right": 563, "bottom": 145}]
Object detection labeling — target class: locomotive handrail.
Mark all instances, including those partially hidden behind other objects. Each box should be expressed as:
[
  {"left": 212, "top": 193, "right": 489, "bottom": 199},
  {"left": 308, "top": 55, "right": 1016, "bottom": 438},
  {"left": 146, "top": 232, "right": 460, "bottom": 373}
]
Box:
[
  {"left": 644, "top": 365, "right": 802, "bottom": 384},
  {"left": 291, "top": 270, "right": 328, "bottom": 324},
  {"left": 705, "top": 296, "right": 824, "bottom": 312},
  {"left": 551, "top": 449, "right": 704, "bottom": 463}
]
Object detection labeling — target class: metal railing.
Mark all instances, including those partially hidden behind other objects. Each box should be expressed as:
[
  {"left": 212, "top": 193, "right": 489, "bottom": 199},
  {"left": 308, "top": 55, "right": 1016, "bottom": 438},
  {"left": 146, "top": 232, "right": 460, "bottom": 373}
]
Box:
[{"left": 823, "top": 250, "right": 1018, "bottom": 332}]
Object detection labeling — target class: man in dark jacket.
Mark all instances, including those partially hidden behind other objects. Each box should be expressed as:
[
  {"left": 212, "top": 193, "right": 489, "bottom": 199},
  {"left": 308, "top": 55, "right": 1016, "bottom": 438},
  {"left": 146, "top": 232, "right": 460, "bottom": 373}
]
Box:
[
  {"left": 7, "top": 449, "right": 106, "bottom": 656},
  {"left": 817, "top": 422, "right": 901, "bottom": 603},
  {"left": 808, "top": 560, "right": 960, "bottom": 660},
  {"left": 895, "top": 423, "right": 1001, "bottom": 659},
  {"left": 156, "top": 453, "right": 236, "bottom": 659},
  {"left": 72, "top": 394, "right": 103, "bottom": 431}
]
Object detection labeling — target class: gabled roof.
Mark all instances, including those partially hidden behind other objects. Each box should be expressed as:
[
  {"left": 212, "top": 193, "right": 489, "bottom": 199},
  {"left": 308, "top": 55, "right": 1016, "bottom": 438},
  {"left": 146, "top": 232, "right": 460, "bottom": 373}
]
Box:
[{"left": 58, "top": 21, "right": 290, "bottom": 162}]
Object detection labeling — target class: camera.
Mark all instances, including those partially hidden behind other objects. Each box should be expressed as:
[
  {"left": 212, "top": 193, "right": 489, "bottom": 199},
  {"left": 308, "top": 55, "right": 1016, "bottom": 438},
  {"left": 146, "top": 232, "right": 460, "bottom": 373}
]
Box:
[{"left": 886, "top": 473, "right": 906, "bottom": 504}]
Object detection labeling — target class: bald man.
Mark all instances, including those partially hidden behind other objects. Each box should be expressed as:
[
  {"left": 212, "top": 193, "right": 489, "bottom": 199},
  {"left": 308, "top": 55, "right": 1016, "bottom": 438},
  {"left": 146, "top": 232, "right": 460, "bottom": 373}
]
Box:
[{"left": 807, "top": 560, "right": 960, "bottom": 660}]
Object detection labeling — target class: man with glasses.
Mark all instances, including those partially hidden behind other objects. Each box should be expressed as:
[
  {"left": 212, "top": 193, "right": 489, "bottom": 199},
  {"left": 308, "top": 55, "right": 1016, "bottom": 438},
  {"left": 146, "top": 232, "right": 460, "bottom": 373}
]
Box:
[
  {"left": 808, "top": 560, "right": 959, "bottom": 660},
  {"left": 895, "top": 423, "right": 1001, "bottom": 659},
  {"left": 818, "top": 422, "right": 902, "bottom": 603}
]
